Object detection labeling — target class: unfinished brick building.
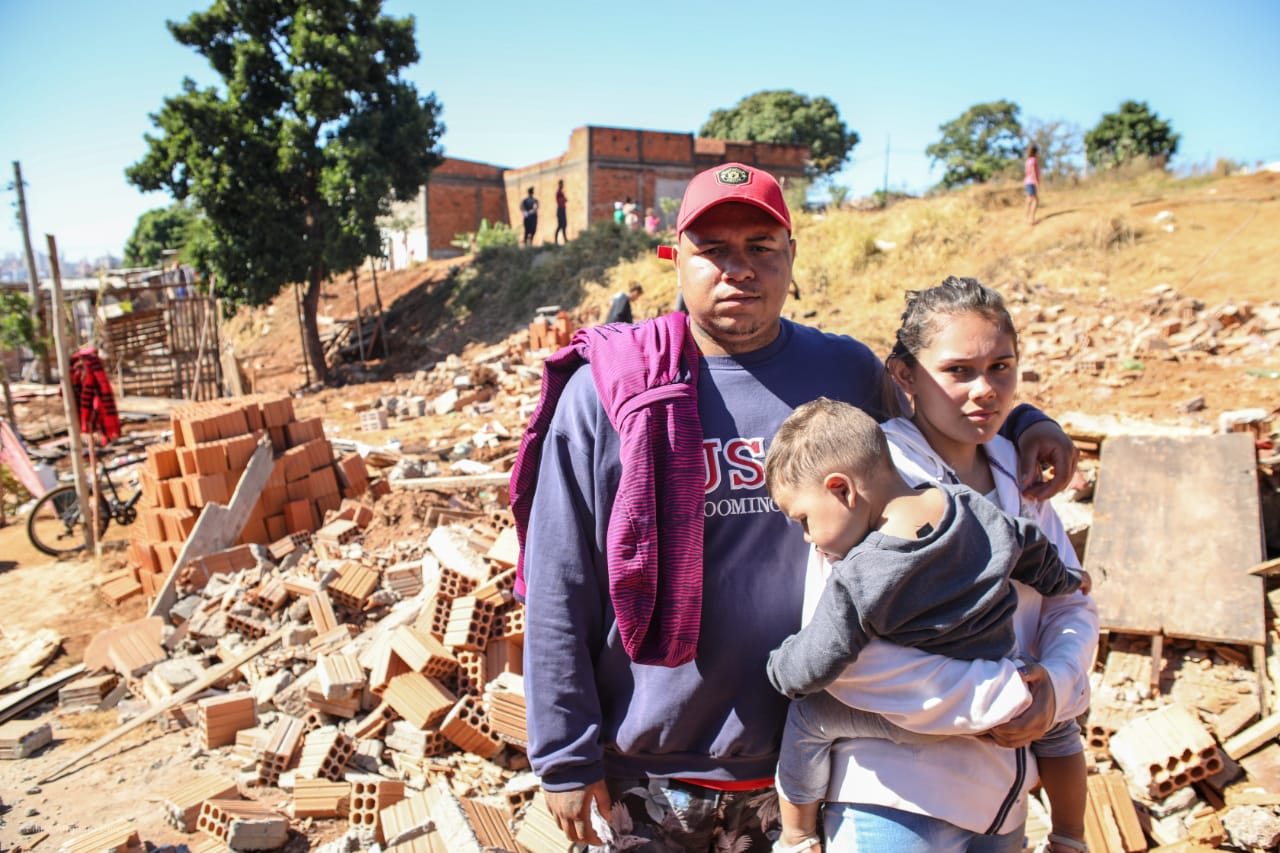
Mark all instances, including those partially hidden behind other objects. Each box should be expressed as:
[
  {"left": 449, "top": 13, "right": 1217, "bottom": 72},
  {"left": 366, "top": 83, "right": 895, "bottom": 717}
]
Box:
[{"left": 386, "top": 125, "right": 810, "bottom": 262}]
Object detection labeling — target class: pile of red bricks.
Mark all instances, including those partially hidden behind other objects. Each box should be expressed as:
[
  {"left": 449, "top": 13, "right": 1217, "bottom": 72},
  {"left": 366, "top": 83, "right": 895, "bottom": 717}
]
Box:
[
  {"left": 56, "top": 483, "right": 574, "bottom": 851},
  {"left": 526, "top": 311, "right": 573, "bottom": 352},
  {"left": 118, "top": 394, "right": 378, "bottom": 605}
]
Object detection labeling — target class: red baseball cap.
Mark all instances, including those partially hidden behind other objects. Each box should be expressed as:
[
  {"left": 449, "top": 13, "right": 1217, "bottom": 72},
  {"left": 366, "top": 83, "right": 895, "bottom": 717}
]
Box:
[{"left": 676, "top": 162, "right": 792, "bottom": 235}]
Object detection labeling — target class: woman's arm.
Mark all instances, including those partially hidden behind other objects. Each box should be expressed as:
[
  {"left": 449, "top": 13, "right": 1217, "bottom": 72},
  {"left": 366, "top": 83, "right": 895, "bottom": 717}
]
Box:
[
  {"left": 801, "top": 548, "right": 1031, "bottom": 735},
  {"left": 823, "top": 641, "right": 1033, "bottom": 735}
]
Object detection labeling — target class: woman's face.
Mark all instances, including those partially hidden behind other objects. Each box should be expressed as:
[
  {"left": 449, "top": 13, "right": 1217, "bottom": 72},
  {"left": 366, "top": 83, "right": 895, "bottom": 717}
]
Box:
[{"left": 892, "top": 312, "right": 1019, "bottom": 453}]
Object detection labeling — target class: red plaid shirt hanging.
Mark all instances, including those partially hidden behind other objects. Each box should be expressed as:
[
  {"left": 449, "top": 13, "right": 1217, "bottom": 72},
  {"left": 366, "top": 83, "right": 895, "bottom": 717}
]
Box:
[{"left": 69, "top": 345, "right": 121, "bottom": 443}]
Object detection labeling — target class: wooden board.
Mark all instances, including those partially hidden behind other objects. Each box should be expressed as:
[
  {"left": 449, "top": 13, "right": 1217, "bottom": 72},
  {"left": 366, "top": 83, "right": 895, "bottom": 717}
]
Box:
[{"left": 1085, "top": 434, "right": 1265, "bottom": 645}]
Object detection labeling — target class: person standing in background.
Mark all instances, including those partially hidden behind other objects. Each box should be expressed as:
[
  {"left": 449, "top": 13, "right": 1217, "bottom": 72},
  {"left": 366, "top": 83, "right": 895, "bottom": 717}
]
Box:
[
  {"left": 644, "top": 207, "right": 660, "bottom": 234},
  {"left": 606, "top": 282, "right": 644, "bottom": 324},
  {"left": 555, "top": 180, "right": 569, "bottom": 244},
  {"left": 1025, "top": 143, "right": 1042, "bottom": 226},
  {"left": 623, "top": 197, "right": 641, "bottom": 231},
  {"left": 522, "top": 187, "right": 540, "bottom": 246}
]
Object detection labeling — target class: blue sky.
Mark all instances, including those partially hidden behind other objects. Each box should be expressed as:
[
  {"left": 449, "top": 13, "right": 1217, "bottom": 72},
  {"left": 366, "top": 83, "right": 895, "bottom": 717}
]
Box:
[{"left": 2, "top": 0, "right": 1277, "bottom": 261}]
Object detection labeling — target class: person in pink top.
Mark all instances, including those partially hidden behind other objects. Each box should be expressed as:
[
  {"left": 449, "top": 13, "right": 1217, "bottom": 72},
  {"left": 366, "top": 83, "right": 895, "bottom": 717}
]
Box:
[{"left": 1025, "top": 143, "right": 1042, "bottom": 226}]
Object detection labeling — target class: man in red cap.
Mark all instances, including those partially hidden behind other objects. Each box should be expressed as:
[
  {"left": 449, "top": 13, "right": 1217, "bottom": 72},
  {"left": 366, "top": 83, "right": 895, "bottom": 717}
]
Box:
[{"left": 521, "top": 162, "right": 1079, "bottom": 850}]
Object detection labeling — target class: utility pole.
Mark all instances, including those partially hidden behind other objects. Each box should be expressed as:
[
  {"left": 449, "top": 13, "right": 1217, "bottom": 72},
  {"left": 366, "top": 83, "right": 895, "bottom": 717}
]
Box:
[
  {"left": 12, "top": 162, "right": 51, "bottom": 382},
  {"left": 883, "top": 136, "right": 891, "bottom": 198},
  {"left": 46, "top": 235, "right": 93, "bottom": 551}
]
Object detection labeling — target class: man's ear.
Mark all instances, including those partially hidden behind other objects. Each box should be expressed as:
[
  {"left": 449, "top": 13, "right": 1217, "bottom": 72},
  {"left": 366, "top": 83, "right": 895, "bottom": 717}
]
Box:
[{"left": 823, "top": 472, "right": 855, "bottom": 507}]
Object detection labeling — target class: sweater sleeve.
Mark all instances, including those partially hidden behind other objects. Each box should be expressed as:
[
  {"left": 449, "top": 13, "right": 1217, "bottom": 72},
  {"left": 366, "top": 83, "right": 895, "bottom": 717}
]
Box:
[
  {"left": 1031, "top": 586, "right": 1099, "bottom": 724},
  {"left": 523, "top": 372, "right": 611, "bottom": 790},
  {"left": 767, "top": 567, "right": 871, "bottom": 699},
  {"left": 1006, "top": 515, "right": 1084, "bottom": 598},
  {"left": 999, "top": 402, "right": 1052, "bottom": 442}
]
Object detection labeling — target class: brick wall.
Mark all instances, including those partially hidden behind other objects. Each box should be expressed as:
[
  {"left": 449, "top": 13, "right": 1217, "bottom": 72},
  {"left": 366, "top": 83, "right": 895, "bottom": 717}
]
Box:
[
  {"left": 426, "top": 126, "right": 808, "bottom": 251},
  {"left": 424, "top": 158, "right": 508, "bottom": 259}
]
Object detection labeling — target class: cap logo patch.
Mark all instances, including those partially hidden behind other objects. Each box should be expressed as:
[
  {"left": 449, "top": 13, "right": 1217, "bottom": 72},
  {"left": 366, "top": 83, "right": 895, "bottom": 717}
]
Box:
[{"left": 716, "top": 166, "right": 750, "bottom": 185}]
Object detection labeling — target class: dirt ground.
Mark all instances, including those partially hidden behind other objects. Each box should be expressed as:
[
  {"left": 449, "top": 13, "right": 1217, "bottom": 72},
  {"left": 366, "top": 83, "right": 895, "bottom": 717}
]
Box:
[{"left": 0, "top": 169, "right": 1277, "bottom": 849}]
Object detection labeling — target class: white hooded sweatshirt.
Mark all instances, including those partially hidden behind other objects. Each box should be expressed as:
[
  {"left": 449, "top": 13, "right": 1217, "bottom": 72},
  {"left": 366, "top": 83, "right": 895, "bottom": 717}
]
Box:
[{"left": 807, "top": 417, "right": 1099, "bottom": 835}]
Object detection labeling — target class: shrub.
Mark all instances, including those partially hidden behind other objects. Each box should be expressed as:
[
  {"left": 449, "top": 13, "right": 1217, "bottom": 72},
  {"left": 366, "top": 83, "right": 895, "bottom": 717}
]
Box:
[{"left": 451, "top": 219, "right": 517, "bottom": 253}]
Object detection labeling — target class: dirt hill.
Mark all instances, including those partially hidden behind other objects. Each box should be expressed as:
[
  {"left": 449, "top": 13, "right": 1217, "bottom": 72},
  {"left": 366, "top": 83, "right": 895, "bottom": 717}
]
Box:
[{"left": 228, "top": 167, "right": 1280, "bottom": 433}]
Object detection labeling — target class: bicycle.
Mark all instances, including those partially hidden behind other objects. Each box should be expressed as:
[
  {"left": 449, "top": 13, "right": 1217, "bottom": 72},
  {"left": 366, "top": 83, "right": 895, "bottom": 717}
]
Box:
[{"left": 27, "top": 457, "right": 142, "bottom": 557}]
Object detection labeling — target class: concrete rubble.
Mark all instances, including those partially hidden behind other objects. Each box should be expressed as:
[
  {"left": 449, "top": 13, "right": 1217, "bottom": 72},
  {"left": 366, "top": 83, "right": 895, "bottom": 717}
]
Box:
[{"left": 2, "top": 311, "right": 1279, "bottom": 852}]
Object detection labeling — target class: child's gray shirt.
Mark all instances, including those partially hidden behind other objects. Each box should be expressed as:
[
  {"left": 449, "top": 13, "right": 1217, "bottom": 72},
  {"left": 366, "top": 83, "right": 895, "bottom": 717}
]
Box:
[{"left": 766, "top": 481, "right": 1084, "bottom": 700}]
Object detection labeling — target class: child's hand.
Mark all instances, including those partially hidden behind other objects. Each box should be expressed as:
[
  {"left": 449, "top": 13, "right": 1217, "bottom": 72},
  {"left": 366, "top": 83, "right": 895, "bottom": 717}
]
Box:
[{"left": 1078, "top": 570, "right": 1092, "bottom": 595}]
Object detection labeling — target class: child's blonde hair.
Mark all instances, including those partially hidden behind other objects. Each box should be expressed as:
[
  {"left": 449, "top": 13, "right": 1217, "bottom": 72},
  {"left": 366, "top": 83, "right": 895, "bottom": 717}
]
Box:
[{"left": 766, "top": 398, "right": 892, "bottom": 495}]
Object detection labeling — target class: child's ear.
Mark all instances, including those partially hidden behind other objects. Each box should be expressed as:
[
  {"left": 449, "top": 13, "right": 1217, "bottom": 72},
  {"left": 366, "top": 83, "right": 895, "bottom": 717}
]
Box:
[{"left": 823, "top": 472, "right": 856, "bottom": 507}]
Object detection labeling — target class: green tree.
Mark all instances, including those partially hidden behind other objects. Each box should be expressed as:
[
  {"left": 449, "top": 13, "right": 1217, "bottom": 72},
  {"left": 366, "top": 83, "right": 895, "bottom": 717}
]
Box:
[
  {"left": 700, "top": 90, "right": 859, "bottom": 181},
  {"left": 123, "top": 203, "right": 200, "bottom": 267},
  {"left": 0, "top": 291, "right": 38, "bottom": 427},
  {"left": 127, "top": 0, "right": 444, "bottom": 384},
  {"left": 926, "top": 100, "right": 1024, "bottom": 188},
  {"left": 1085, "top": 100, "right": 1179, "bottom": 169}
]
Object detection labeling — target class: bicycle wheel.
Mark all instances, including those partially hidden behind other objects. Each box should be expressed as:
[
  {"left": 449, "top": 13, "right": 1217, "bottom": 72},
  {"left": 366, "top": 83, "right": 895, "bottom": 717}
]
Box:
[{"left": 26, "top": 485, "right": 110, "bottom": 557}]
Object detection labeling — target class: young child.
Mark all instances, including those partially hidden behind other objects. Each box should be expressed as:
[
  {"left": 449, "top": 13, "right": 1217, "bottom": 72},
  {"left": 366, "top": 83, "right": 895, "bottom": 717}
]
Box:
[
  {"left": 1025, "top": 142, "right": 1042, "bottom": 225},
  {"left": 764, "top": 398, "right": 1090, "bottom": 853}
]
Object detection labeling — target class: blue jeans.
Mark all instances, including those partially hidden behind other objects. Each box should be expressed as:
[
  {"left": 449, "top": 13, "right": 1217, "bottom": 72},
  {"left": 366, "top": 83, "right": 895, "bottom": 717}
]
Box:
[{"left": 824, "top": 802, "right": 1026, "bottom": 852}]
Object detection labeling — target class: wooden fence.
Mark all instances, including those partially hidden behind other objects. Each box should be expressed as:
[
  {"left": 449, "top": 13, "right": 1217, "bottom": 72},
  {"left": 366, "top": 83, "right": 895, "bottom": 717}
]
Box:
[{"left": 103, "top": 296, "right": 223, "bottom": 401}]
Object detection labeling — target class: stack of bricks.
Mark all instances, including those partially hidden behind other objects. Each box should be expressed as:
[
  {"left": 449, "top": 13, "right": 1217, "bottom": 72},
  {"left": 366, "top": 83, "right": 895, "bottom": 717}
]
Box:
[
  {"left": 458, "top": 795, "right": 520, "bottom": 852},
  {"left": 486, "top": 671, "right": 528, "bottom": 747},
  {"left": 127, "top": 393, "right": 375, "bottom": 596},
  {"left": 57, "top": 672, "right": 118, "bottom": 710},
  {"left": 378, "top": 789, "right": 441, "bottom": 848},
  {"left": 292, "top": 778, "right": 352, "bottom": 819},
  {"left": 440, "top": 693, "right": 503, "bottom": 759},
  {"left": 198, "top": 692, "right": 257, "bottom": 750},
  {"left": 527, "top": 310, "right": 573, "bottom": 352},
  {"left": 296, "top": 726, "right": 356, "bottom": 782},
  {"left": 256, "top": 715, "right": 306, "bottom": 787},
  {"left": 162, "top": 774, "right": 239, "bottom": 832},
  {"left": 58, "top": 818, "right": 142, "bottom": 853},
  {"left": 0, "top": 720, "right": 52, "bottom": 758}
]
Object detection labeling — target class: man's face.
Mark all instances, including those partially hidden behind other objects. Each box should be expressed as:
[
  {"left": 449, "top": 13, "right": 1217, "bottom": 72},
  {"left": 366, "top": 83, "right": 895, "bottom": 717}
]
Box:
[{"left": 674, "top": 203, "right": 795, "bottom": 356}]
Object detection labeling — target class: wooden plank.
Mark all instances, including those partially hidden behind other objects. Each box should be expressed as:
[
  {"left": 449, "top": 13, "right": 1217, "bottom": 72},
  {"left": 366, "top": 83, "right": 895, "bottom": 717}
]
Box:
[
  {"left": 148, "top": 438, "right": 274, "bottom": 619},
  {"left": 1084, "top": 434, "right": 1265, "bottom": 645},
  {"left": 0, "top": 664, "right": 85, "bottom": 724},
  {"left": 1247, "top": 556, "right": 1280, "bottom": 577},
  {"left": 392, "top": 473, "right": 512, "bottom": 492},
  {"left": 1223, "top": 712, "right": 1280, "bottom": 760}
]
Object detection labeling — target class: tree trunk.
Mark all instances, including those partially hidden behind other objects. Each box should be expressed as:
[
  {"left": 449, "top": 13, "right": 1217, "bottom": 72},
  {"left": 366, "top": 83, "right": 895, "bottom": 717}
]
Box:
[
  {"left": 301, "top": 266, "right": 328, "bottom": 385},
  {"left": 0, "top": 355, "right": 16, "bottom": 427}
]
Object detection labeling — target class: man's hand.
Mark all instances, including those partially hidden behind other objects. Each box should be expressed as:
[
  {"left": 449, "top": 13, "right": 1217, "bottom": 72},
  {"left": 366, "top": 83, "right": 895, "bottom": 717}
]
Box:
[
  {"left": 987, "top": 661, "right": 1056, "bottom": 748},
  {"left": 545, "top": 780, "right": 611, "bottom": 845},
  {"left": 1015, "top": 419, "right": 1079, "bottom": 501}
]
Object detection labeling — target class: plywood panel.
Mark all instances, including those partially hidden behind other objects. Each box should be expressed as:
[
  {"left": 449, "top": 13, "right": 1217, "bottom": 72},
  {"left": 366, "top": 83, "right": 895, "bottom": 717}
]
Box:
[{"left": 1085, "top": 434, "right": 1265, "bottom": 645}]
